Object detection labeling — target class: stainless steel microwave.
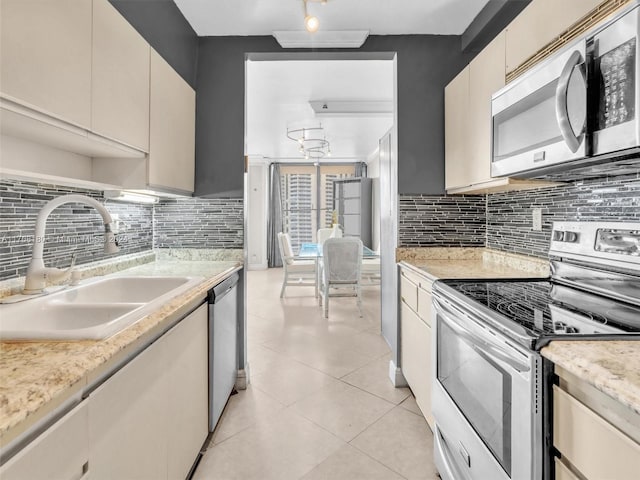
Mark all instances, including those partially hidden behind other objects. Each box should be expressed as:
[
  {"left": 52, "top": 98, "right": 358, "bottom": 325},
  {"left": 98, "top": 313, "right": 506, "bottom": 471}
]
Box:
[{"left": 491, "top": 2, "right": 640, "bottom": 179}]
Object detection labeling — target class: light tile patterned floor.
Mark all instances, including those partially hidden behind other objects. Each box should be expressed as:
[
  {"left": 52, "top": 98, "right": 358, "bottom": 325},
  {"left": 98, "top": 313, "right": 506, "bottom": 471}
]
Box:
[{"left": 194, "top": 268, "right": 439, "bottom": 480}]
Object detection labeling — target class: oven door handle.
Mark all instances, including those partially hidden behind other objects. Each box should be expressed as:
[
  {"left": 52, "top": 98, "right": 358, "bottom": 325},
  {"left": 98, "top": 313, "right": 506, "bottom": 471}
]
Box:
[
  {"left": 555, "top": 49, "right": 586, "bottom": 153},
  {"left": 434, "top": 300, "right": 531, "bottom": 374}
]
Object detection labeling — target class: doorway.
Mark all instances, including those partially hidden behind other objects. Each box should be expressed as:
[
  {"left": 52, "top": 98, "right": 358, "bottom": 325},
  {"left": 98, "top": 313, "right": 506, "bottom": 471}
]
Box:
[{"left": 244, "top": 53, "right": 399, "bottom": 380}]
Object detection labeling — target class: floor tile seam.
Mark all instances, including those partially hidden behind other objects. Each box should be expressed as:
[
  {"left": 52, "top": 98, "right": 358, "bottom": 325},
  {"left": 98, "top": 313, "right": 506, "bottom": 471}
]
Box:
[
  {"left": 399, "top": 403, "right": 425, "bottom": 418},
  {"left": 287, "top": 398, "right": 394, "bottom": 445},
  {"left": 252, "top": 343, "right": 324, "bottom": 370},
  {"left": 256, "top": 342, "right": 374, "bottom": 380},
  {"left": 345, "top": 441, "right": 410, "bottom": 480},
  {"left": 340, "top": 377, "right": 411, "bottom": 406}
]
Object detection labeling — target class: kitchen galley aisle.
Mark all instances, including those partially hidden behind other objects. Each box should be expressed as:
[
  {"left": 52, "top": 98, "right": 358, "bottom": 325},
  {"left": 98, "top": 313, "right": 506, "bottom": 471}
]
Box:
[{"left": 193, "top": 268, "right": 438, "bottom": 480}]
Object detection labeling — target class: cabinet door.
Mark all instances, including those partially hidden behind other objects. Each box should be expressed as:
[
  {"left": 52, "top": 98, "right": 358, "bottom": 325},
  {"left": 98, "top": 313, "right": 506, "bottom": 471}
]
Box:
[
  {"left": 0, "top": 0, "right": 91, "bottom": 127},
  {"left": 401, "top": 301, "right": 433, "bottom": 428},
  {"left": 444, "top": 66, "right": 470, "bottom": 190},
  {"left": 505, "top": 0, "right": 602, "bottom": 73},
  {"left": 467, "top": 32, "right": 506, "bottom": 186},
  {"left": 149, "top": 49, "right": 196, "bottom": 193},
  {"left": 554, "top": 385, "right": 640, "bottom": 480},
  {"left": 88, "top": 340, "right": 168, "bottom": 480},
  {"left": 162, "top": 304, "right": 209, "bottom": 480},
  {"left": 92, "top": 0, "right": 150, "bottom": 151},
  {"left": 0, "top": 402, "right": 88, "bottom": 480}
]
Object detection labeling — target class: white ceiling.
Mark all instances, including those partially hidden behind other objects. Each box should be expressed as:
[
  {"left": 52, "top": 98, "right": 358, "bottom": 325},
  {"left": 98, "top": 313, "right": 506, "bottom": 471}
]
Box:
[
  {"left": 246, "top": 59, "right": 394, "bottom": 161},
  {"left": 174, "top": 0, "right": 490, "bottom": 36}
]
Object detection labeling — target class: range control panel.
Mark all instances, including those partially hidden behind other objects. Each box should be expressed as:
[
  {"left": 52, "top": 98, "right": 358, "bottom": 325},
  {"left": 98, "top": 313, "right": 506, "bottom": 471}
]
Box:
[{"left": 549, "top": 221, "right": 640, "bottom": 271}]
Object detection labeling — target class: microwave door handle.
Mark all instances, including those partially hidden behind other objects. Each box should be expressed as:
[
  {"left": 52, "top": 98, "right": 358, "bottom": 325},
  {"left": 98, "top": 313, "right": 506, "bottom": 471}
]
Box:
[
  {"left": 555, "top": 50, "right": 585, "bottom": 153},
  {"left": 434, "top": 300, "right": 530, "bottom": 373}
]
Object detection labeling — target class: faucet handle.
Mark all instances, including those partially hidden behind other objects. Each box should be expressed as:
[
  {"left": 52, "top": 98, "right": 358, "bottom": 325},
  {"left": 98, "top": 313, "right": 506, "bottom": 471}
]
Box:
[{"left": 69, "top": 253, "right": 77, "bottom": 269}]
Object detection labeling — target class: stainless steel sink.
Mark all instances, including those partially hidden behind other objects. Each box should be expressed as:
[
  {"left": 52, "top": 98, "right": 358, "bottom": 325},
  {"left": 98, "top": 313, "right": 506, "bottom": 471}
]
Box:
[{"left": 0, "top": 276, "right": 203, "bottom": 341}]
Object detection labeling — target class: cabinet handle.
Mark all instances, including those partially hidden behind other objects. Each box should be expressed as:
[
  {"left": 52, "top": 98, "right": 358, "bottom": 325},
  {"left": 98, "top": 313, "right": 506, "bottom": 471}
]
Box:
[{"left": 73, "top": 461, "right": 89, "bottom": 480}]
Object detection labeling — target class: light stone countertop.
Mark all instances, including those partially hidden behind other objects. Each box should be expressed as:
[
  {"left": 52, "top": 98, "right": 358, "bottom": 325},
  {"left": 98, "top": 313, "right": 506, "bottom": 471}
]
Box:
[
  {"left": 397, "top": 247, "right": 550, "bottom": 282},
  {"left": 542, "top": 341, "right": 640, "bottom": 416},
  {"left": 0, "top": 257, "right": 242, "bottom": 447}
]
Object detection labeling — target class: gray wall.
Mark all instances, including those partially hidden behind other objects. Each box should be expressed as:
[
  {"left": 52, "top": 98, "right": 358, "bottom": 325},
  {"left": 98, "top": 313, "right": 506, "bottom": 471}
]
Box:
[
  {"left": 109, "top": 0, "right": 198, "bottom": 88},
  {"left": 195, "top": 35, "right": 473, "bottom": 198}
]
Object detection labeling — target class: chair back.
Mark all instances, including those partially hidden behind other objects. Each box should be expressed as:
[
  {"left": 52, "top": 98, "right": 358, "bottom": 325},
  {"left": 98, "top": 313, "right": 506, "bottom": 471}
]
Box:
[
  {"left": 323, "top": 237, "right": 362, "bottom": 283},
  {"left": 277, "top": 232, "right": 295, "bottom": 265},
  {"left": 317, "top": 228, "right": 333, "bottom": 245}
]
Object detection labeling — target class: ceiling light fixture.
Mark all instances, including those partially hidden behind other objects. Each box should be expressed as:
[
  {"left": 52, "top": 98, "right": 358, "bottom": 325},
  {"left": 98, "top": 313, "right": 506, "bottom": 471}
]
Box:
[
  {"left": 287, "top": 123, "right": 330, "bottom": 159},
  {"left": 302, "top": 0, "right": 325, "bottom": 33}
]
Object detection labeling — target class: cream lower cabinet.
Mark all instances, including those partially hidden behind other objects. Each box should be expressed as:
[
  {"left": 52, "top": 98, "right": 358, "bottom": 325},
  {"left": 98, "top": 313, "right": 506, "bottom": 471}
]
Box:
[
  {"left": 89, "top": 303, "right": 208, "bottom": 480},
  {"left": 163, "top": 303, "right": 209, "bottom": 480},
  {"left": 399, "top": 266, "right": 434, "bottom": 429},
  {"left": 0, "top": 402, "right": 89, "bottom": 480},
  {"left": 553, "top": 366, "right": 640, "bottom": 480}
]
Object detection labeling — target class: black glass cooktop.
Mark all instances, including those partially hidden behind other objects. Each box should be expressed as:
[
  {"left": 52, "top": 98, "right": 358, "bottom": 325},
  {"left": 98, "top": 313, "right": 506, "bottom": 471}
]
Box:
[{"left": 440, "top": 279, "right": 640, "bottom": 342}]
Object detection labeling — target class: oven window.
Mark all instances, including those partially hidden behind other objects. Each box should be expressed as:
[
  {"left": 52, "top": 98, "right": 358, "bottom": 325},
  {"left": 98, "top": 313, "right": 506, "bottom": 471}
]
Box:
[{"left": 437, "top": 316, "right": 512, "bottom": 475}]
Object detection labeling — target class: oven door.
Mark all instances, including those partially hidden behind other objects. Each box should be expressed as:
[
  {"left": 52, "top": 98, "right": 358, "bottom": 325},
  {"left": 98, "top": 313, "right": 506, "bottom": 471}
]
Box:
[
  {"left": 491, "top": 40, "right": 587, "bottom": 177},
  {"left": 431, "top": 294, "right": 541, "bottom": 480}
]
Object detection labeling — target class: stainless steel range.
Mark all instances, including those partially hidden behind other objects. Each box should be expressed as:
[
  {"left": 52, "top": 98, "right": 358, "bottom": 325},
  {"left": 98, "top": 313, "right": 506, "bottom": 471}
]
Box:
[{"left": 431, "top": 221, "right": 640, "bottom": 480}]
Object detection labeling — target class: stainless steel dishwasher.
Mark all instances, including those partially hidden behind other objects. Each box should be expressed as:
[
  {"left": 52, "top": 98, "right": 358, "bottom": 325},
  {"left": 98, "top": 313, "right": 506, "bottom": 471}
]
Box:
[{"left": 208, "top": 272, "right": 239, "bottom": 431}]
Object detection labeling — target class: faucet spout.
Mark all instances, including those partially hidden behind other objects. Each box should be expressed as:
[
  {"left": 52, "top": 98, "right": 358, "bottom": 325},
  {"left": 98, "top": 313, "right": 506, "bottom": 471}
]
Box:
[{"left": 23, "top": 194, "right": 120, "bottom": 294}]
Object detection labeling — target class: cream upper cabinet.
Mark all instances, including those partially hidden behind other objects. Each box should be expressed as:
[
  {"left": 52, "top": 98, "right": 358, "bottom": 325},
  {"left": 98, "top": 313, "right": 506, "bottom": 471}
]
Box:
[
  {"left": 92, "top": 0, "right": 150, "bottom": 151},
  {"left": 445, "top": 32, "right": 506, "bottom": 192},
  {"left": 444, "top": 66, "right": 470, "bottom": 191},
  {"left": 505, "top": 0, "right": 603, "bottom": 73},
  {"left": 0, "top": 0, "right": 92, "bottom": 128},
  {"left": 467, "top": 32, "right": 506, "bottom": 185},
  {"left": 149, "top": 49, "right": 196, "bottom": 194}
]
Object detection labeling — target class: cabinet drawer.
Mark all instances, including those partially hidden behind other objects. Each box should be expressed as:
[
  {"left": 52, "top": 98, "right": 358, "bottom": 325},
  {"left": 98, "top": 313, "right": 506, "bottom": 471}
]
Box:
[
  {"left": 554, "top": 385, "right": 640, "bottom": 480},
  {"left": 400, "top": 272, "right": 418, "bottom": 312},
  {"left": 555, "top": 458, "right": 579, "bottom": 480},
  {"left": 1, "top": 402, "right": 88, "bottom": 480}
]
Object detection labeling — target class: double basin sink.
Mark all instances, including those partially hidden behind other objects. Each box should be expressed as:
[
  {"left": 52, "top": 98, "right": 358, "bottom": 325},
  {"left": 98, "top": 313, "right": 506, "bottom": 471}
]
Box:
[{"left": 0, "top": 275, "right": 203, "bottom": 341}]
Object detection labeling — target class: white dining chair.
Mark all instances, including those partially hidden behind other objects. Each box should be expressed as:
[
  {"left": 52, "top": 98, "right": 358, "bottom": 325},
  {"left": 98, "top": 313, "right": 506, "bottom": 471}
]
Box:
[
  {"left": 319, "top": 237, "right": 363, "bottom": 318},
  {"left": 277, "top": 232, "right": 317, "bottom": 298},
  {"left": 361, "top": 241, "right": 381, "bottom": 285},
  {"left": 316, "top": 228, "right": 333, "bottom": 245}
]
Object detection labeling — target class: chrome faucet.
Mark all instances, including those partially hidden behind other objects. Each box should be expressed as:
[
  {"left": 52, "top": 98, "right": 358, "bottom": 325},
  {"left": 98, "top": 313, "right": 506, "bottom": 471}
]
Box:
[{"left": 23, "top": 194, "right": 119, "bottom": 294}]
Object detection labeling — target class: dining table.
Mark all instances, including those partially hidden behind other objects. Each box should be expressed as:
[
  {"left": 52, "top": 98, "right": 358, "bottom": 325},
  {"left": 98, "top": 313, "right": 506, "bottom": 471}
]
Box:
[{"left": 297, "top": 242, "right": 380, "bottom": 290}]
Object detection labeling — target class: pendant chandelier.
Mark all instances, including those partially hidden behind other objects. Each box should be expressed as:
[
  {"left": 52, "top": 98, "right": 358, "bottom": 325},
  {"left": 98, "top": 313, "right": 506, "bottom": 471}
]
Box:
[{"left": 287, "top": 123, "right": 331, "bottom": 159}]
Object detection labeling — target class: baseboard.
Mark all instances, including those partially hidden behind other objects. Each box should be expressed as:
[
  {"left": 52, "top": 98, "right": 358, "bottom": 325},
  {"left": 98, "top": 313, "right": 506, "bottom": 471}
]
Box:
[
  {"left": 235, "top": 363, "right": 250, "bottom": 390},
  {"left": 388, "top": 359, "right": 408, "bottom": 387}
]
